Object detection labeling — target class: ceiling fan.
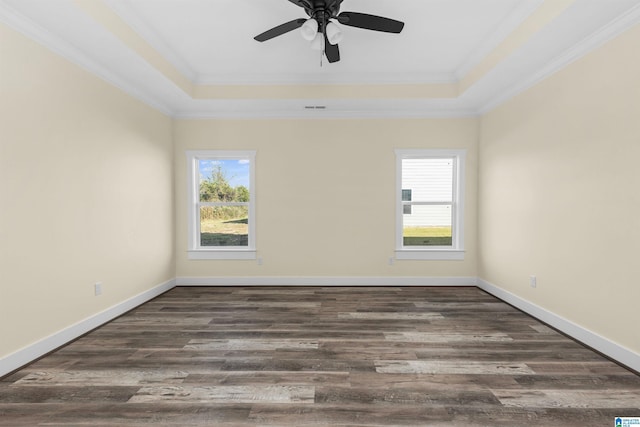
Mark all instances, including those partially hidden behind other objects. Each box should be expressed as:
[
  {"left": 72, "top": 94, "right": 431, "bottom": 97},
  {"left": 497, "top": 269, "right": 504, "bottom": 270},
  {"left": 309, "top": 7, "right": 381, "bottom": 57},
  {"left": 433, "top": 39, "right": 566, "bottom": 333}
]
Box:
[{"left": 254, "top": 0, "right": 405, "bottom": 63}]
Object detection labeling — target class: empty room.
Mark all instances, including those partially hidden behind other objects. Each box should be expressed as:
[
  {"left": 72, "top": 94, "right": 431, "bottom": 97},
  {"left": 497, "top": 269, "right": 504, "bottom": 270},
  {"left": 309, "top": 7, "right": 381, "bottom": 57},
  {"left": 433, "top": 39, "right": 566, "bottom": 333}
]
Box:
[{"left": 1, "top": 0, "right": 639, "bottom": 425}]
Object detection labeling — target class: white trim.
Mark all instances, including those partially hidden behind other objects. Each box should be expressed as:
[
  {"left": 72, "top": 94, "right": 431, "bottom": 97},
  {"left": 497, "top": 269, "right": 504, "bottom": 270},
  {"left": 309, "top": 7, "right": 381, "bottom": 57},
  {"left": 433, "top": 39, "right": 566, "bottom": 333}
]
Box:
[
  {"left": 477, "top": 278, "right": 640, "bottom": 374},
  {"left": 395, "top": 250, "right": 465, "bottom": 261},
  {"left": 394, "top": 149, "right": 468, "bottom": 158},
  {"left": 100, "top": 0, "right": 451, "bottom": 87},
  {"left": 394, "top": 149, "right": 466, "bottom": 257},
  {"left": 101, "top": 0, "right": 198, "bottom": 82},
  {"left": 455, "top": 151, "right": 466, "bottom": 250},
  {"left": 187, "top": 250, "right": 257, "bottom": 260},
  {"left": 3, "top": 276, "right": 638, "bottom": 377},
  {"left": 185, "top": 150, "right": 256, "bottom": 259},
  {"left": 172, "top": 106, "right": 480, "bottom": 120},
  {"left": 0, "top": 1, "right": 173, "bottom": 116},
  {"left": 0, "top": 279, "right": 176, "bottom": 378},
  {"left": 176, "top": 276, "right": 477, "bottom": 287},
  {"left": 194, "top": 72, "right": 458, "bottom": 87},
  {"left": 454, "top": 0, "right": 545, "bottom": 80},
  {"left": 480, "top": 2, "right": 640, "bottom": 114},
  {"left": 3, "top": 0, "right": 640, "bottom": 119}
]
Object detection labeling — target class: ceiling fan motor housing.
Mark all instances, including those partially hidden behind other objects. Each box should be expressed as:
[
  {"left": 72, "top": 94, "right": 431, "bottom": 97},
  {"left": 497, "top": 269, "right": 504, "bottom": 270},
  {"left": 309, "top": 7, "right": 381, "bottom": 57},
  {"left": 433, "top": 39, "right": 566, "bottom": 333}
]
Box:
[
  {"left": 299, "top": 0, "right": 343, "bottom": 32},
  {"left": 302, "top": 0, "right": 343, "bottom": 20}
]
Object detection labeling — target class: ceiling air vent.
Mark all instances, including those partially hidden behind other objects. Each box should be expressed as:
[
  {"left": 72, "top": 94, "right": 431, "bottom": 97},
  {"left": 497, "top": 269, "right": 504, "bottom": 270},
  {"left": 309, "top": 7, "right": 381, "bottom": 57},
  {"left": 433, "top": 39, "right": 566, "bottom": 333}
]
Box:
[{"left": 304, "top": 106, "right": 327, "bottom": 110}]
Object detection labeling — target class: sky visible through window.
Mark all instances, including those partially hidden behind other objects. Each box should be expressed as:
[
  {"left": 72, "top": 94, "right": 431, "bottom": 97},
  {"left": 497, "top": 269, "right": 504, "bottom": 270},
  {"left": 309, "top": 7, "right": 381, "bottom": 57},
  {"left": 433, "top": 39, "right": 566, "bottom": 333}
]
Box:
[{"left": 199, "top": 159, "right": 250, "bottom": 188}]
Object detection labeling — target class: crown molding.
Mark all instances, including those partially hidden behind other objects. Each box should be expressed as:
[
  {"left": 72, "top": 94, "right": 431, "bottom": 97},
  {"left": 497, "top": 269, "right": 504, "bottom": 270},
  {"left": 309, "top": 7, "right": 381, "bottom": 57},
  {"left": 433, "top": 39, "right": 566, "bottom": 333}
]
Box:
[
  {"left": 172, "top": 110, "right": 479, "bottom": 120},
  {"left": 171, "top": 101, "right": 479, "bottom": 120},
  {"left": 4, "top": 0, "right": 640, "bottom": 119},
  {"left": 102, "top": 0, "right": 458, "bottom": 87},
  {"left": 479, "top": 2, "right": 640, "bottom": 114},
  {"left": 193, "top": 71, "right": 458, "bottom": 87},
  {"left": 0, "top": 1, "right": 174, "bottom": 116},
  {"left": 101, "top": 0, "right": 198, "bottom": 83},
  {"left": 454, "top": 0, "right": 544, "bottom": 81}
]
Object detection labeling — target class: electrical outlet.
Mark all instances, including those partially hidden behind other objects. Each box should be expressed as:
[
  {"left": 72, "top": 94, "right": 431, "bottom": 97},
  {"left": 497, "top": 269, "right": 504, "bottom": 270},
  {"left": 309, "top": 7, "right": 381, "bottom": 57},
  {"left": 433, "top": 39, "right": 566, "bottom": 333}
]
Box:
[
  {"left": 94, "top": 282, "right": 103, "bottom": 296},
  {"left": 529, "top": 276, "right": 537, "bottom": 288},
  {"left": 388, "top": 257, "right": 394, "bottom": 266},
  {"left": 257, "top": 257, "right": 263, "bottom": 266}
]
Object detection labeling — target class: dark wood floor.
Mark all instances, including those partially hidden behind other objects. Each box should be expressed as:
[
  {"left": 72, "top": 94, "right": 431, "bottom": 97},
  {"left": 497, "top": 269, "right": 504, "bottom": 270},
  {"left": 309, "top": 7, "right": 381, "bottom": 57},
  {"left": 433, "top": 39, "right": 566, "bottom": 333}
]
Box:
[{"left": 1, "top": 286, "right": 639, "bottom": 426}]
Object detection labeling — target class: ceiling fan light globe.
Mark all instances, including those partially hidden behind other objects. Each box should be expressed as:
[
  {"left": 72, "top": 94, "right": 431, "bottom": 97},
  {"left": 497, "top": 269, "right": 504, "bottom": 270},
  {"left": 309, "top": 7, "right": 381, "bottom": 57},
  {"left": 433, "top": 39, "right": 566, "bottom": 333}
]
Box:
[
  {"left": 300, "top": 18, "right": 318, "bottom": 41},
  {"left": 326, "top": 21, "right": 343, "bottom": 45},
  {"left": 310, "top": 33, "right": 325, "bottom": 51}
]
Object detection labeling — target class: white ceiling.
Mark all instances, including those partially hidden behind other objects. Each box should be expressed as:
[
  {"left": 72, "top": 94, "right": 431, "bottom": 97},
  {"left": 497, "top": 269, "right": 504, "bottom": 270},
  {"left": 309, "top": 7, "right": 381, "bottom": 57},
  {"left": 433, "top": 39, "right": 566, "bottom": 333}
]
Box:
[
  {"left": 104, "top": 0, "right": 540, "bottom": 85},
  {"left": 2, "top": 0, "right": 640, "bottom": 118}
]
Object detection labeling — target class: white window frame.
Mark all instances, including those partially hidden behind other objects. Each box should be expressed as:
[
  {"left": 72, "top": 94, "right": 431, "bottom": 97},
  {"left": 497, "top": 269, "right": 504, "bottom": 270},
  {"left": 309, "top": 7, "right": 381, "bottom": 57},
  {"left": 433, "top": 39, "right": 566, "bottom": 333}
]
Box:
[
  {"left": 186, "top": 150, "right": 256, "bottom": 260},
  {"left": 395, "top": 149, "right": 466, "bottom": 261}
]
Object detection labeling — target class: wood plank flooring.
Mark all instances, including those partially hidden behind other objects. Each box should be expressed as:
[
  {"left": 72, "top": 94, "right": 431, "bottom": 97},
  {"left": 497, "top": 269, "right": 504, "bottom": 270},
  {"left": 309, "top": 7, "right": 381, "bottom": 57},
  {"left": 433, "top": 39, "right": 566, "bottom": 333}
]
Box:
[{"left": 1, "top": 286, "right": 639, "bottom": 426}]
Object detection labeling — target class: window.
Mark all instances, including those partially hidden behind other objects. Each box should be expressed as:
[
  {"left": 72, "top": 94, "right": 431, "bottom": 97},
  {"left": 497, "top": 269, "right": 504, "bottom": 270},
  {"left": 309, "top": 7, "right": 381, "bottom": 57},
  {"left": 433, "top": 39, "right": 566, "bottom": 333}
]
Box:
[
  {"left": 395, "top": 149, "right": 466, "bottom": 260},
  {"left": 186, "top": 151, "right": 256, "bottom": 260}
]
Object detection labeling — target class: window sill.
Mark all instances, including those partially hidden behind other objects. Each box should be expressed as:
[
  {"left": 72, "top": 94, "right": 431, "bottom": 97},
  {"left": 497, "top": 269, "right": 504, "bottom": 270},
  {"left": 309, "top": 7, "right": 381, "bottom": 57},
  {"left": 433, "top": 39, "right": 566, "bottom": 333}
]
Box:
[
  {"left": 188, "top": 250, "right": 257, "bottom": 260},
  {"left": 395, "top": 249, "right": 465, "bottom": 261}
]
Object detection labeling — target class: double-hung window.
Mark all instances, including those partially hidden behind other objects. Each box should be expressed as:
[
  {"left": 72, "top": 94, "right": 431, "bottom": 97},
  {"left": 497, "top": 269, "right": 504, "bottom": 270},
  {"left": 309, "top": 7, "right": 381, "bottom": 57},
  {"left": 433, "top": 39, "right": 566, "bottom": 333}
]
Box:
[
  {"left": 395, "top": 149, "right": 466, "bottom": 260},
  {"left": 186, "top": 151, "right": 256, "bottom": 260}
]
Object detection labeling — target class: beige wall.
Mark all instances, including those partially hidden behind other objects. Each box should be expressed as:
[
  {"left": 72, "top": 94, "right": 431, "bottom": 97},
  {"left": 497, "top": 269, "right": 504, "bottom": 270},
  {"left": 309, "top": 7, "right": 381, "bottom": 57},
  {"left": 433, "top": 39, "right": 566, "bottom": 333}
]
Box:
[
  {"left": 174, "top": 118, "right": 478, "bottom": 278},
  {"left": 479, "top": 24, "right": 640, "bottom": 354},
  {"left": 0, "top": 24, "right": 175, "bottom": 359},
  {"left": 3, "top": 9, "right": 639, "bottom": 369}
]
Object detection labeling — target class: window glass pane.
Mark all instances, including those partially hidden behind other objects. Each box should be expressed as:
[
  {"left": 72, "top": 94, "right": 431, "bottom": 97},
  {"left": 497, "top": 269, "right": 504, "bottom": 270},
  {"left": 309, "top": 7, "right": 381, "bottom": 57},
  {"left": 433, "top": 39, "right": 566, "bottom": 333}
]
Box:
[
  {"left": 200, "top": 206, "right": 248, "bottom": 247},
  {"left": 199, "top": 159, "right": 250, "bottom": 203},
  {"left": 402, "top": 189, "right": 412, "bottom": 201},
  {"left": 403, "top": 204, "right": 452, "bottom": 246},
  {"left": 402, "top": 158, "right": 453, "bottom": 202}
]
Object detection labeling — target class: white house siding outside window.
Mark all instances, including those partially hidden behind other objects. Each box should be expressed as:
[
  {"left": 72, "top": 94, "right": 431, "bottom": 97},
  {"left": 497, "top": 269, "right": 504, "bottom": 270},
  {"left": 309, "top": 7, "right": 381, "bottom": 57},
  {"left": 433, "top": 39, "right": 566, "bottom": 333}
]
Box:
[
  {"left": 186, "top": 150, "right": 256, "bottom": 260},
  {"left": 395, "top": 149, "right": 466, "bottom": 260}
]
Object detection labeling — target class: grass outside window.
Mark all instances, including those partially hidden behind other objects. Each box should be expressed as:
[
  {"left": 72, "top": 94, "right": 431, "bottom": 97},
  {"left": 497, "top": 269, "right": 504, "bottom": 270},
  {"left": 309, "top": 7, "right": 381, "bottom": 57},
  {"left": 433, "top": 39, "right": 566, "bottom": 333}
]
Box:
[{"left": 403, "top": 226, "right": 452, "bottom": 246}]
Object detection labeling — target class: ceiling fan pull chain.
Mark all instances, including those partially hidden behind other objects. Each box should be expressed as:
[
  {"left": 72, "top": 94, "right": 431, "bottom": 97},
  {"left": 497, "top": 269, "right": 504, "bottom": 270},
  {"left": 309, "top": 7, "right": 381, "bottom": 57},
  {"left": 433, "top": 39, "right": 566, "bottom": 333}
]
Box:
[{"left": 321, "top": 13, "right": 324, "bottom": 68}]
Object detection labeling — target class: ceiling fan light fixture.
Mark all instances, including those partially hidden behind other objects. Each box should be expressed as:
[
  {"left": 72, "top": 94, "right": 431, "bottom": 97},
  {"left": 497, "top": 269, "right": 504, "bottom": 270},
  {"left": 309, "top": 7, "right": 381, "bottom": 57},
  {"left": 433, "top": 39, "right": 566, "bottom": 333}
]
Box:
[
  {"left": 254, "top": 1, "right": 405, "bottom": 64},
  {"left": 310, "top": 32, "right": 325, "bottom": 51},
  {"left": 325, "top": 21, "right": 343, "bottom": 45},
  {"left": 300, "top": 18, "right": 318, "bottom": 41}
]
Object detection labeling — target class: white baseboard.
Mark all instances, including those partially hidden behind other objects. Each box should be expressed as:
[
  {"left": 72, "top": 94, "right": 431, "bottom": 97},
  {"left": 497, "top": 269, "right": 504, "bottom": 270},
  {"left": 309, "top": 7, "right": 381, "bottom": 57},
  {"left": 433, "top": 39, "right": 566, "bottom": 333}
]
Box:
[
  {"left": 0, "top": 279, "right": 176, "bottom": 378},
  {"left": 175, "top": 276, "right": 478, "bottom": 287},
  {"left": 3, "top": 276, "right": 638, "bottom": 378},
  {"left": 477, "top": 278, "right": 640, "bottom": 373}
]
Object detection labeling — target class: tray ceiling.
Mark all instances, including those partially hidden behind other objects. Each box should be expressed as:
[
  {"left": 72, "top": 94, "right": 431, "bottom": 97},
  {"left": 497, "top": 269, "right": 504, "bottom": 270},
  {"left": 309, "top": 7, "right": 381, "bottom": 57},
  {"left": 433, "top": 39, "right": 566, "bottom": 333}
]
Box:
[{"left": 1, "top": 0, "right": 639, "bottom": 118}]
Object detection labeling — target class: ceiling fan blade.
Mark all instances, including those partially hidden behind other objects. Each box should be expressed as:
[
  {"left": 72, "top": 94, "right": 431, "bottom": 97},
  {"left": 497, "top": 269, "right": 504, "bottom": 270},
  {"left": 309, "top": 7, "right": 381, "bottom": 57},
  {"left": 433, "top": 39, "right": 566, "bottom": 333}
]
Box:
[
  {"left": 324, "top": 33, "right": 340, "bottom": 63},
  {"left": 337, "top": 12, "right": 404, "bottom": 33},
  {"left": 254, "top": 18, "right": 307, "bottom": 42},
  {"left": 288, "top": 0, "right": 312, "bottom": 9}
]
